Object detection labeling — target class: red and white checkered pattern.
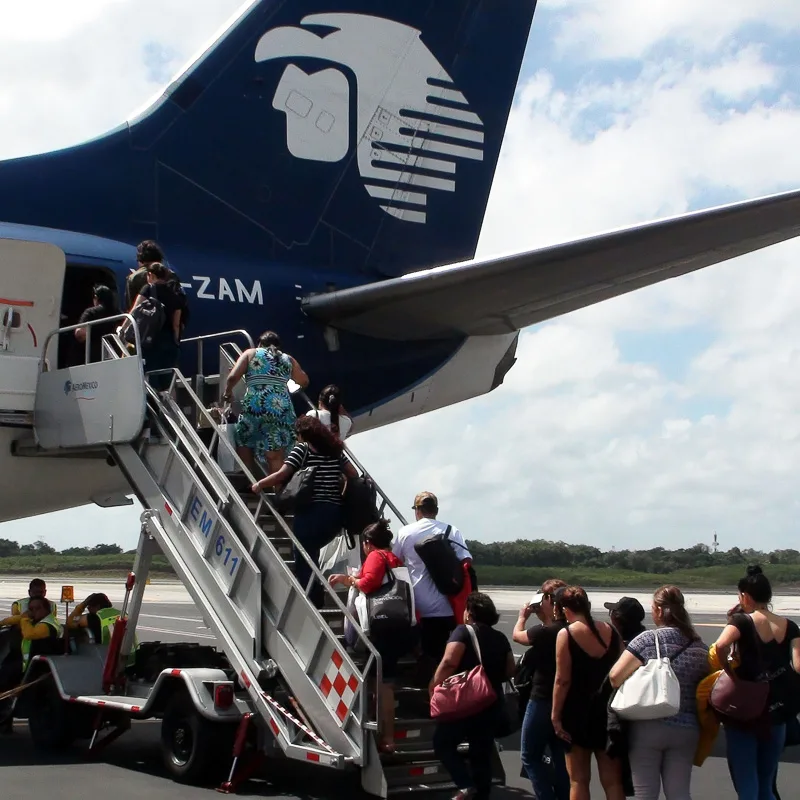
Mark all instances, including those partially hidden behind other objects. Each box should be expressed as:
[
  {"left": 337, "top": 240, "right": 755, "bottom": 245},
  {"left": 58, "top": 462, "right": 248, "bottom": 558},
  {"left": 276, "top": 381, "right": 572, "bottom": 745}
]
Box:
[{"left": 319, "top": 649, "right": 359, "bottom": 722}]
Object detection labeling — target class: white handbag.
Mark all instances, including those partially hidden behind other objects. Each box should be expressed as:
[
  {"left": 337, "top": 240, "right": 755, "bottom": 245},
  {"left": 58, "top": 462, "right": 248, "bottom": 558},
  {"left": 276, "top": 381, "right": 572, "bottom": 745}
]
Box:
[{"left": 610, "top": 630, "right": 686, "bottom": 721}]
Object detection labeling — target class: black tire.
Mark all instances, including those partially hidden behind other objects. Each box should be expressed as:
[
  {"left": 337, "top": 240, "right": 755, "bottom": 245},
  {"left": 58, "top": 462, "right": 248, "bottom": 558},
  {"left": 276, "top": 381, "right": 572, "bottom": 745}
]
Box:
[
  {"left": 28, "top": 677, "right": 76, "bottom": 751},
  {"left": 160, "top": 692, "right": 234, "bottom": 784}
]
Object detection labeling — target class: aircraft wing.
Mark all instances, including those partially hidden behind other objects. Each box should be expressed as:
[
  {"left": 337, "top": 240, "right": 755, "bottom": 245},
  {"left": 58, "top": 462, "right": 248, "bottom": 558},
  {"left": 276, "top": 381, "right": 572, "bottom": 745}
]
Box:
[{"left": 303, "top": 189, "right": 800, "bottom": 341}]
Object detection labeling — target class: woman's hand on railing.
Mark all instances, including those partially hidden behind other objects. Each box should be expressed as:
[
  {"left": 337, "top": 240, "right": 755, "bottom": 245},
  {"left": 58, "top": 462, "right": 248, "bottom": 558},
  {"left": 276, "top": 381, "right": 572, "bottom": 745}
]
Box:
[{"left": 328, "top": 573, "right": 353, "bottom": 589}]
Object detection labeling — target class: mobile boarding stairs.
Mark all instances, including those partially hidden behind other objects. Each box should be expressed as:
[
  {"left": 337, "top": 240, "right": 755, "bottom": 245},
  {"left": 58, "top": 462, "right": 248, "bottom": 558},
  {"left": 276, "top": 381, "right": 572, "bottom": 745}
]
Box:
[{"left": 11, "top": 317, "right": 506, "bottom": 797}]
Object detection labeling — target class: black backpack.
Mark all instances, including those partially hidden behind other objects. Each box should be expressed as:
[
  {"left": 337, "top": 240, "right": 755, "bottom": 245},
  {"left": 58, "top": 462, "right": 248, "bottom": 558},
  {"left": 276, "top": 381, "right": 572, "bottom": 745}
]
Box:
[
  {"left": 342, "top": 475, "right": 380, "bottom": 544},
  {"left": 125, "top": 296, "right": 165, "bottom": 349},
  {"left": 413, "top": 524, "right": 466, "bottom": 596},
  {"left": 513, "top": 647, "right": 536, "bottom": 721}
]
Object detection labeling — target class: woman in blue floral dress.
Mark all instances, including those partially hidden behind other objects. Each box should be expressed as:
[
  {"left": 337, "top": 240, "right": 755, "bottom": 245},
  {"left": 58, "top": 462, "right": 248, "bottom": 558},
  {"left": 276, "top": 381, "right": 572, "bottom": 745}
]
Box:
[{"left": 222, "top": 331, "right": 309, "bottom": 475}]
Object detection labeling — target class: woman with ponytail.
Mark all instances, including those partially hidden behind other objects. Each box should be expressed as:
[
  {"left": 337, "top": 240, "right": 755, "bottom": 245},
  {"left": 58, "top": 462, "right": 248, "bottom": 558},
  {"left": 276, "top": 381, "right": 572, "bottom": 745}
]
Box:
[
  {"left": 329, "top": 519, "right": 414, "bottom": 752},
  {"left": 308, "top": 384, "right": 353, "bottom": 439},
  {"left": 552, "top": 587, "right": 625, "bottom": 800},
  {"left": 609, "top": 586, "right": 709, "bottom": 799},
  {"left": 712, "top": 566, "right": 800, "bottom": 800}
]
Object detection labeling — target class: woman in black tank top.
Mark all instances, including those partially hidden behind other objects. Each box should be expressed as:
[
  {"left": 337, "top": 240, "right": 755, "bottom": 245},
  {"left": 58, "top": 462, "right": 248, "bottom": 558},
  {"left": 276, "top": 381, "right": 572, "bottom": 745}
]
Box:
[{"left": 552, "top": 587, "right": 625, "bottom": 800}]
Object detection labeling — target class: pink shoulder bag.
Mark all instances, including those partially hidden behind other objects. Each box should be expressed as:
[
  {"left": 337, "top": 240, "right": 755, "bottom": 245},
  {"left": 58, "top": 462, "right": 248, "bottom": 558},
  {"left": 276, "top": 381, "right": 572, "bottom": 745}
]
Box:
[{"left": 430, "top": 624, "right": 497, "bottom": 722}]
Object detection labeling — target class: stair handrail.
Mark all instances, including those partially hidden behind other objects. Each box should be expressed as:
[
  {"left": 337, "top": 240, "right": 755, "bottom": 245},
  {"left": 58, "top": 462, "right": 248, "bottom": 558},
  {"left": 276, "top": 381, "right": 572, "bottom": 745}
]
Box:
[
  {"left": 181, "top": 329, "right": 254, "bottom": 379},
  {"left": 97, "top": 333, "right": 382, "bottom": 689},
  {"left": 35, "top": 329, "right": 385, "bottom": 744},
  {"left": 136, "top": 365, "right": 383, "bottom": 733},
  {"left": 39, "top": 313, "right": 141, "bottom": 372}
]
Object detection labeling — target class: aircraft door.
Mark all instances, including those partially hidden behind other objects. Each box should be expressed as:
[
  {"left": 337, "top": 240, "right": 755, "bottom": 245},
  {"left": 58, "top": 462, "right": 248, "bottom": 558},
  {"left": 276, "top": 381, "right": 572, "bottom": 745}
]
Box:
[{"left": 0, "top": 239, "right": 66, "bottom": 419}]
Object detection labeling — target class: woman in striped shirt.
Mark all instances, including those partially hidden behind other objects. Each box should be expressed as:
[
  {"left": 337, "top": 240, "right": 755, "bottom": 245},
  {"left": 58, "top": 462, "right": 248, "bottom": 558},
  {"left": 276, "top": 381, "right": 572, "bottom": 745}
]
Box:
[{"left": 253, "top": 416, "right": 357, "bottom": 607}]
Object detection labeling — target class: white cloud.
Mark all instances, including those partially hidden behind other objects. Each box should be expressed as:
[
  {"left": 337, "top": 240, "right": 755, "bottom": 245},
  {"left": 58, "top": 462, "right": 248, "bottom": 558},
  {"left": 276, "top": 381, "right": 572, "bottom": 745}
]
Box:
[
  {"left": 553, "top": 0, "right": 800, "bottom": 60},
  {"left": 1, "top": 1, "right": 800, "bottom": 555}
]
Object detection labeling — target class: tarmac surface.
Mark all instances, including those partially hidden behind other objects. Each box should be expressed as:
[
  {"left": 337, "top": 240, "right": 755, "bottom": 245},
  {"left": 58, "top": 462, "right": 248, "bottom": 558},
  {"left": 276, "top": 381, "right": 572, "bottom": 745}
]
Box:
[{"left": 2, "top": 582, "right": 799, "bottom": 799}]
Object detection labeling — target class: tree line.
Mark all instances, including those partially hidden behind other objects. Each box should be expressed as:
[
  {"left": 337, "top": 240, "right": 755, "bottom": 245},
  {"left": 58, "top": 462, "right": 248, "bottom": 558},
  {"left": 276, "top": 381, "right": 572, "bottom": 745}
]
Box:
[
  {"left": 3, "top": 537, "right": 798, "bottom": 577},
  {"left": 0, "top": 539, "right": 128, "bottom": 558},
  {"left": 465, "top": 540, "right": 800, "bottom": 574}
]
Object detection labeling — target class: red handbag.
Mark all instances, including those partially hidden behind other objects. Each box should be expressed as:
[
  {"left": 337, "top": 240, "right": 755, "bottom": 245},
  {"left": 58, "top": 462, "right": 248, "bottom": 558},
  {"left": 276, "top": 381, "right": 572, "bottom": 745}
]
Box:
[{"left": 430, "top": 625, "right": 497, "bottom": 722}]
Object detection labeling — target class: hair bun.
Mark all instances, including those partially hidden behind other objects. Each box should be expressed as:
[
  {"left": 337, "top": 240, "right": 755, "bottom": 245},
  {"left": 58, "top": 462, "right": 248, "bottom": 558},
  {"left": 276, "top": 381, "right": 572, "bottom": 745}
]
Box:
[{"left": 746, "top": 565, "right": 763, "bottom": 577}]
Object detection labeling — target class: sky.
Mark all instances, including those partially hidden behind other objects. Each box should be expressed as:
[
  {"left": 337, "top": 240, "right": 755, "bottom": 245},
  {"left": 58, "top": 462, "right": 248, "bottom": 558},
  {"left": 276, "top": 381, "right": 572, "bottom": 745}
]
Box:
[{"left": 1, "top": 0, "right": 800, "bottom": 553}]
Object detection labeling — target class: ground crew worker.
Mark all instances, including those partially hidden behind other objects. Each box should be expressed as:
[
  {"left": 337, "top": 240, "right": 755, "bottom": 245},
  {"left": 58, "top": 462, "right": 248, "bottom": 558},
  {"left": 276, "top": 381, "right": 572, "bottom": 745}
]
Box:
[
  {"left": 68, "top": 593, "right": 139, "bottom": 665},
  {"left": 68, "top": 593, "right": 120, "bottom": 644},
  {"left": 0, "top": 596, "right": 62, "bottom": 732},
  {"left": 0, "top": 596, "right": 62, "bottom": 671},
  {"left": 11, "top": 578, "right": 58, "bottom": 620}
]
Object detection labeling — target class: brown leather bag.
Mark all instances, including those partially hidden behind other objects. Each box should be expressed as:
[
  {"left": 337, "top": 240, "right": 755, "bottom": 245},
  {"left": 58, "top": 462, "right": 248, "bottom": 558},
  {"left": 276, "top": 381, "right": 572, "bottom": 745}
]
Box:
[{"left": 710, "top": 615, "right": 769, "bottom": 723}]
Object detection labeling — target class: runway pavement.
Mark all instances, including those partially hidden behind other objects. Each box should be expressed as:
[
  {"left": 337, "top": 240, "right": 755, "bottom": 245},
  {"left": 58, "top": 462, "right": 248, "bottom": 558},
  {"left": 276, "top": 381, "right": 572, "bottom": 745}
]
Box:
[{"left": 2, "top": 582, "right": 800, "bottom": 798}]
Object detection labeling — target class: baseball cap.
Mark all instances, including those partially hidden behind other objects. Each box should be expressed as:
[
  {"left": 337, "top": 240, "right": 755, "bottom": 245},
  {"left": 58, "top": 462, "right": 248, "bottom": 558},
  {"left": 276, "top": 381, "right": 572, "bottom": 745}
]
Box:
[
  {"left": 604, "top": 596, "right": 645, "bottom": 622},
  {"left": 528, "top": 592, "right": 545, "bottom": 608},
  {"left": 529, "top": 585, "right": 567, "bottom": 608},
  {"left": 412, "top": 491, "right": 438, "bottom": 511}
]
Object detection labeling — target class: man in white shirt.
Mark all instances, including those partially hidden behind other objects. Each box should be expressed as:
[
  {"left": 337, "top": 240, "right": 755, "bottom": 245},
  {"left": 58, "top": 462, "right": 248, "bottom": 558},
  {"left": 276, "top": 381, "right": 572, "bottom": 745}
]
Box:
[{"left": 392, "top": 491, "right": 473, "bottom": 666}]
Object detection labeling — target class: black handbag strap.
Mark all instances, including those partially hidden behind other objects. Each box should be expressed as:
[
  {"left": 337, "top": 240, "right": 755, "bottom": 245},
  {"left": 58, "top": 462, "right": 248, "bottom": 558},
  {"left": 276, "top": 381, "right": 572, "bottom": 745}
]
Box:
[{"left": 378, "top": 552, "right": 396, "bottom": 587}]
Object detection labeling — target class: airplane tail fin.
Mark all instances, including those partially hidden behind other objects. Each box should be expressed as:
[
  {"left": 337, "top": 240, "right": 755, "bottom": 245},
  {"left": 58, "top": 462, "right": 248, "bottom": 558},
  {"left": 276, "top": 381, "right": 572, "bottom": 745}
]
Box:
[{"left": 0, "top": 0, "right": 537, "bottom": 278}]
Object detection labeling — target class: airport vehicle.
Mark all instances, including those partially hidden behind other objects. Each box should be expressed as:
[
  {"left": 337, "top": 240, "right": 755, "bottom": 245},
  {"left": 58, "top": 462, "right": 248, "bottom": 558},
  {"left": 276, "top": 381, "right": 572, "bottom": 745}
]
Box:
[
  {"left": 2, "top": 0, "right": 799, "bottom": 525},
  {"left": 14, "top": 321, "right": 482, "bottom": 796}
]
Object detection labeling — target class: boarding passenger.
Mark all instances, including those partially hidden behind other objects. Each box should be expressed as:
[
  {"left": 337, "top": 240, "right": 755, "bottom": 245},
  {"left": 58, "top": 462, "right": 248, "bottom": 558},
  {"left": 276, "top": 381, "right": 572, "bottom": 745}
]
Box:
[
  {"left": 253, "top": 416, "right": 357, "bottom": 609},
  {"left": 604, "top": 596, "right": 646, "bottom": 647},
  {"left": 609, "top": 586, "right": 709, "bottom": 800},
  {"left": 11, "top": 579, "right": 57, "bottom": 619},
  {"left": 130, "top": 262, "right": 184, "bottom": 391},
  {"left": 328, "top": 519, "right": 415, "bottom": 752},
  {"left": 513, "top": 580, "right": 570, "bottom": 800},
  {"left": 431, "top": 592, "right": 515, "bottom": 800},
  {"left": 392, "top": 492, "right": 473, "bottom": 666},
  {"left": 307, "top": 384, "right": 354, "bottom": 439},
  {"left": 125, "top": 239, "right": 167, "bottom": 309},
  {"left": 223, "top": 331, "right": 309, "bottom": 476},
  {"left": 74, "top": 285, "right": 120, "bottom": 364},
  {"left": 552, "top": 587, "right": 625, "bottom": 800},
  {"left": 711, "top": 566, "right": 800, "bottom": 800}
]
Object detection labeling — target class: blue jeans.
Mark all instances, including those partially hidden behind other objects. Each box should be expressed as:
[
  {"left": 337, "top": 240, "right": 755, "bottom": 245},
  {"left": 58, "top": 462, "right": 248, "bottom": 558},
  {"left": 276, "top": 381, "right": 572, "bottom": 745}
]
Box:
[
  {"left": 726, "top": 723, "right": 786, "bottom": 800},
  {"left": 521, "top": 698, "right": 570, "bottom": 800},
  {"left": 292, "top": 502, "right": 342, "bottom": 608}
]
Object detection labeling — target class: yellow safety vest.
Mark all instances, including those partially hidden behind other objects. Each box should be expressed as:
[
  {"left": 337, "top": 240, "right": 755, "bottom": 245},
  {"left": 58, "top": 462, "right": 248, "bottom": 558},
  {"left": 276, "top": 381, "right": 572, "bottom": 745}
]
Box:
[
  {"left": 95, "top": 607, "right": 139, "bottom": 664},
  {"left": 13, "top": 597, "right": 58, "bottom": 619},
  {"left": 96, "top": 607, "right": 121, "bottom": 645},
  {"left": 21, "top": 614, "right": 62, "bottom": 668}
]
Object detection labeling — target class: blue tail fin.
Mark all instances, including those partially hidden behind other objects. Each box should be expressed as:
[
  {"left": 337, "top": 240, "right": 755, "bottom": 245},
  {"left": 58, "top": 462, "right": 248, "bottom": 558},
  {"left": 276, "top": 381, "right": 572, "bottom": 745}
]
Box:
[{"left": 0, "top": 0, "right": 537, "bottom": 278}]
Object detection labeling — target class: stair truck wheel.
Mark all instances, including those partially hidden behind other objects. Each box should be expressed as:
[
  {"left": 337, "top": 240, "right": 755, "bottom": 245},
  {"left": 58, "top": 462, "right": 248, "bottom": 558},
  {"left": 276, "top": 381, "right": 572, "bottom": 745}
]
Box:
[
  {"left": 28, "top": 676, "right": 76, "bottom": 751},
  {"left": 160, "top": 691, "right": 234, "bottom": 784}
]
